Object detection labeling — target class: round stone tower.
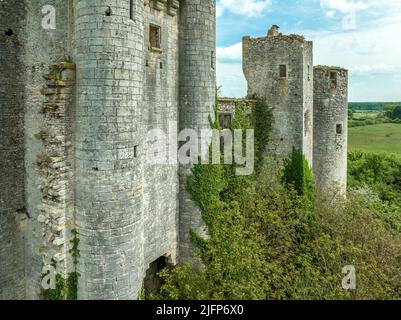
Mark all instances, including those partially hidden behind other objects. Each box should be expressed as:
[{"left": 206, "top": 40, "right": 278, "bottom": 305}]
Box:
[
  {"left": 313, "top": 66, "right": 348, "bottom": 196},
  {"left": 178, "top": 0, "right": 216, "bottom": 263},
  {"left": 74, "top": 0, "right": 145, "bottom": 299}
]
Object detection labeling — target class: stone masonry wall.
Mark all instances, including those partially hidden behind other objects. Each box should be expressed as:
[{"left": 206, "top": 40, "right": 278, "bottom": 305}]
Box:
[
  {"left": 1, "top": 0, "right": 218, "bottom": 300},
  {"left": 243, "top": 32, "right": 314, "bottom": 165},
  {"left": 74, "top": 0, "right": 145, "bottom": 299},
  {"left": 313, "top": 66, "right": 348, "bottom": 195},
  {"left": 0, "top": 0, "right": 27, "bottom": 300},
  {"left": 142, "top": 0, "right": 180, "bottom": 271},
  {"left": 178, "top": 0, "right": 216, "bottom": 264},
  {"left": 24, "top": 0, "right": 73, "bottom": 299}
]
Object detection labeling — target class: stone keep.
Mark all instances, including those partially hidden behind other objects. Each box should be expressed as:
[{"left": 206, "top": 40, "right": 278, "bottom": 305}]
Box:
[
  {"left": 242, "top": 27, "right": 314, "bottom": 165},
  {"left": 242, "top": 26, "right": 348, "bottom": 196},
  {"left": 0, "top": 0, "right": 216, "bottom": 300},
  {"left": 313, "top": 66, "right": 348, "bottom": 195}
]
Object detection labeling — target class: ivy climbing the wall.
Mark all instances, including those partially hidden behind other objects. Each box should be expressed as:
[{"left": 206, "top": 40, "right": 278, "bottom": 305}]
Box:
[{"left": 42, "top": 230, "right": 80, "bottom": 300}]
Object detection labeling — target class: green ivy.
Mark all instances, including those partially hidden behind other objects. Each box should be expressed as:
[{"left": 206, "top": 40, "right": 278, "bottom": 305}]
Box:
[
  {"left": 282, "top": 148, "right": 315, "bottom": 205},
  {"left": 251, "top": 98, "right": 273, "bottom": 169},
  {"left": 42, "top": 230, "right": 80, "bottom": 300}
]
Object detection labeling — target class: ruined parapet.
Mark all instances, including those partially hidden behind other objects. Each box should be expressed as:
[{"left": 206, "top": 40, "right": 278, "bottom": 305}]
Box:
[
  {"left": 178, "top": 0, "right": 216, "bottom": 263},
  {"left": 243, "top": 27, "right": 314, "bottom": 165},
  {"left": 267, "top": 25, "right": 280, "bottom": 37},
  {"left": 74, "top": 0, "right": 145, "bottom": 299},
  {"left": 0, "top": 0, "right": 26, "bottom": 300},
  {"left": 217, "top": 98, "right": 255, "bottom": 129},
  {"left": 313, "top": 66, "right": 348, "bottom": 196}
]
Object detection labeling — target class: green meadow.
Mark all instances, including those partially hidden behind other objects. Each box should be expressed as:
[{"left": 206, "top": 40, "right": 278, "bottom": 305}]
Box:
[{"left": 348, "top": 123, "right": 401, "bottom": 156}]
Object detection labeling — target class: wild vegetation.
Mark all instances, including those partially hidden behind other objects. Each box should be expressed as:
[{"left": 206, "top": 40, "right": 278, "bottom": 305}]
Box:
[
  {"left": 152, "top": 101, "right": 401, "bottom": 300},
  {"left": 348, "top": 103, "right": 401, "bottom": 128}
]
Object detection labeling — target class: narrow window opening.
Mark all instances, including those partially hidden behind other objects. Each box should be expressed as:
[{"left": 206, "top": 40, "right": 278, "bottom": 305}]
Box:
[
  {"left": 279, "top": 64, "right": 287, "bottom": 78},
  {"left": 5, "top": 29, "right": 14, "bottom": 36},
  {"left": 307, "top": 65, "right": 311, "bottom": 81},
  {"left": 105, "top": 6, "right": 112, "bottom": 16},
  {"left": 336, "top": 124, "right": 343, "bottom": 135},
  {"left": 211, "top": 51, "right": 215, "bottom": 70},
  {"left": 330, "top": 71, "right": 337, "bottom": 90},
  {"left": 134, "top": 145, "right": 139, "bottom": 158},
  {"left": 145, "top": 60, "right": 149, "bottom": 67},
  {"left": 149, "top": 24, "right": 161, "bottom": 49},
  {"left": 219, "top": 113, "right": 232, "bottom": 129},
  {"left": 130, "top": 0, "right": 134, "bottom": 20},
  {"left": 160, "top": 62, "right": 163, "bottom": 69}
]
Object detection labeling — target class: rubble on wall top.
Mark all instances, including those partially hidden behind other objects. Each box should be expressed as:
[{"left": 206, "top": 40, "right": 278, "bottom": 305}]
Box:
[
  {"left": 243, "top": 33, "right": 306, "bottom": 44},
  {"left": 314, "top": 65, "right": 348, "bottom": 72}
]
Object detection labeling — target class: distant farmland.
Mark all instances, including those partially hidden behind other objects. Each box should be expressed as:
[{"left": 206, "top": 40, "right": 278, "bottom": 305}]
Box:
[
  {"left": 349, "top": 102, "right": 400, "bottom": 111},
  {"left": 348, "top": 123, "right": 401, "bottom": 156}
]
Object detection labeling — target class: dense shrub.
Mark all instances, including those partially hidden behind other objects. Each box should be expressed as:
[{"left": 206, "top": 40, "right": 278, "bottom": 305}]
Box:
[{"left": 153, "top": 104, "right": 401, "bottom": 300}]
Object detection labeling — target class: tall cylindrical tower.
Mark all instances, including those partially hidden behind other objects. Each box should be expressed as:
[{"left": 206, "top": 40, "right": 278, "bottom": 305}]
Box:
[
  {"left": 178, "top": 0, "right": 216, "bottom": 262},
  {"left": 313, "top": 66, "right": 348, "bottom": 196},
  {"left": 74, "top": 0, "right": 145, "bottom": 299},
  {"left": 0, "top": 0, "right": 26, "bottom": 300}
]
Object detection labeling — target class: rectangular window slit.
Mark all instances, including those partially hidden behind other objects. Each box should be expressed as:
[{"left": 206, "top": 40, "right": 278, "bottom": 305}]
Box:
[
  {"left": 330, "top": 71, "right": 337, "bottom": 90},
  {"left": 336, "top": 124, "right": 343, "bottom": 135},
  {"left": 134, "top": 145, "right": 139, "bottom": 158},
  {"left": 280, "top": 65, "right": 287, "bottom": 78},
  {"left": 149, "top": 24, "right": 161, "bottom": 49},
  {"left": 130, "top": 0, "right": 134, "bottom": 20}
]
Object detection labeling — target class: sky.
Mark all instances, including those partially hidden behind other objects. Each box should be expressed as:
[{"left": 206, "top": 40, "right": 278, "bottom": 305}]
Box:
[{"left": 216, "top": 0, "right": 401, "bottom": 102}]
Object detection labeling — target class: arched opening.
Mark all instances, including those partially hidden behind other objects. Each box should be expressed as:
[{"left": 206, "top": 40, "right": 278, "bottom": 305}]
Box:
[{"left": 144, "top": 256, "right": 171, "bottom": 297}]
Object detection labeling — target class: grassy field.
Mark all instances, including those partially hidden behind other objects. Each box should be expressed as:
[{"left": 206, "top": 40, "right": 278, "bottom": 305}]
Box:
[
  {"left": 348, "top": 123, "right": 401, "bottom": 156},
  {"left": 352, "top": 110, "right": 381, "bottom": 120}
]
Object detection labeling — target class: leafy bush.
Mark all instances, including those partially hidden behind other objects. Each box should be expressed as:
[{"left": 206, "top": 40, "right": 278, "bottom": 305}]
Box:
[
  {"left": 153, "top": 104, "right": 401, "bottom": 300},
  {"left": 155, "top": 157, "right": 401, "bottom": 300}
]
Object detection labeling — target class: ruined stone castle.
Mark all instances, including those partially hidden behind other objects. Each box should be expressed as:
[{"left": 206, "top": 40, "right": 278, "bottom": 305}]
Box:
[{"left": 0, "top": 1, "right": 347, "bottom": 300}]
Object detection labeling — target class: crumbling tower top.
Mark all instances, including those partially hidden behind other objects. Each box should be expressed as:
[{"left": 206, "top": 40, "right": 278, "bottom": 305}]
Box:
[{"left": 267, "top": 25, "right": 280, "bottom": 37}]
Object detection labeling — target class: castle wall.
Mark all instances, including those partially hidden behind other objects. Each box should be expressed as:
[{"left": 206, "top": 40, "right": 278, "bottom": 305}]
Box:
[
  {"left": 178, "top": 0, "right": 216, "bottom": 263},
  {"left": 73, "top": 0, "right": 145, "bottom": 299},
  {"left": 23, "top": 0, "right": 74, "bottom": 299},
  {"left": 313, "top": 66, "right": 348, "bottom": 195},
  {"left": 243, "top": 33, "right": 314, "bottom": 165},
  {"left": 0, "top": 0, "right": 27, "bottom": 300},
  {"left": 142, "top": 0, "right": 180, "bottom": 270}
]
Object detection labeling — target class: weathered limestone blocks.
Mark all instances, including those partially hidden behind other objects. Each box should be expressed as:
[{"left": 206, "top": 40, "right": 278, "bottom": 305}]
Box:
[
  {"left": 313, "top": 66, "right": 348, "bottom": 196},
  {"left": 179, "top": 0, "right": 217, "bottom": 264},
  {"left": 74, "top": 0, "right": 145, "bottom": 300},
  {"left": 36, "top": 61, "right": 76, "bottom": 279},
  {"left": 243, "top": 28, "right": 314, "bottom": 165}
]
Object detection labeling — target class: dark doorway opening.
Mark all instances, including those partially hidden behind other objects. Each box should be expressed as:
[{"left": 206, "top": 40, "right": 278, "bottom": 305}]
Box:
[{"left": 144, "top": 256, "right": 170, "bottom": 298}]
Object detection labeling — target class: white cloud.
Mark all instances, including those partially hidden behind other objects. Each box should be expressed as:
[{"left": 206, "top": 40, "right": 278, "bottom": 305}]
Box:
[
  {"left": 325, "top": 10, "right": 336, "bottom": 17},
  {"left": 320, "top": 0, "right": 367, "bottom": 14},
  {"left": 349, "top": 64, "right": 398, "bottom": 75},
  {"left": 217, "top": 21, "right": 401, "bottom": 100},
  {"left": 320, "top": 0, "right": 368, "bottom": 29},
  {"left": 217, "top": 0, "right": 272, "bottom": 17},
  {"left": 310, "top": 21, "right": 401, "bottom": 100},
  {"left": 217, "top": 62, "right": 247, "bottom": 98},
  {"left": 217, "top": 42, "right": 242, "bottom": 62}
]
